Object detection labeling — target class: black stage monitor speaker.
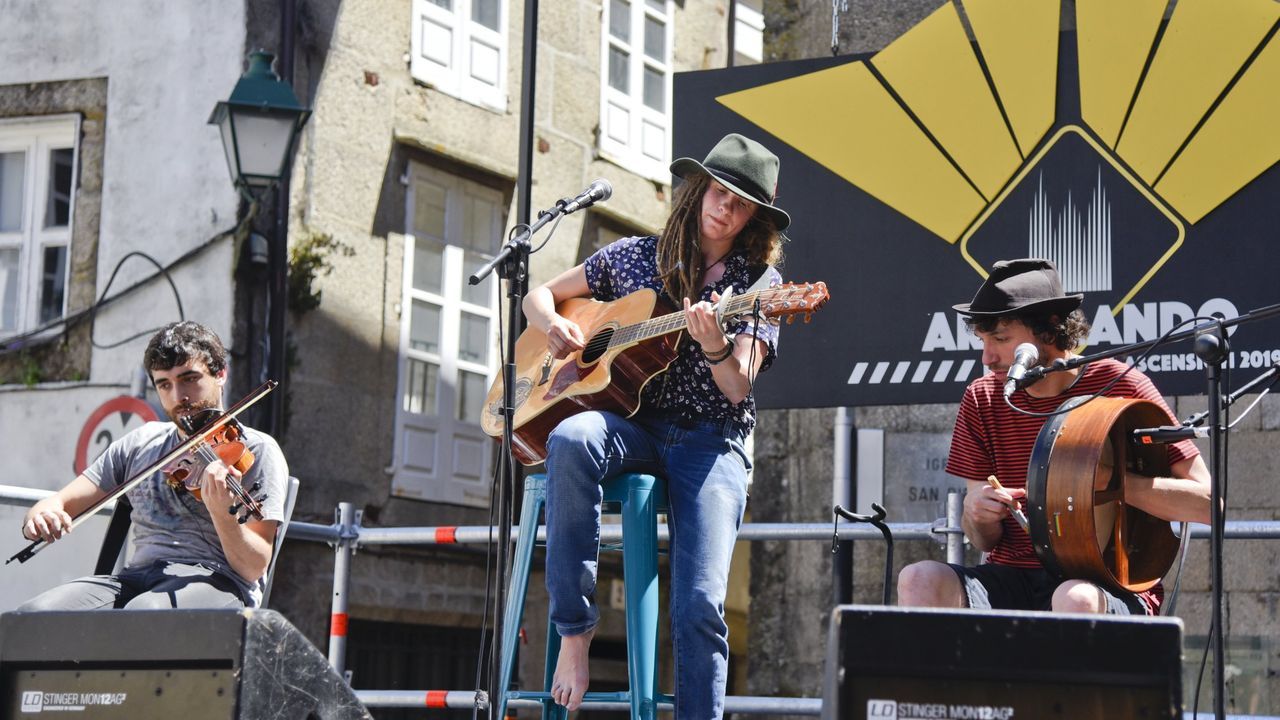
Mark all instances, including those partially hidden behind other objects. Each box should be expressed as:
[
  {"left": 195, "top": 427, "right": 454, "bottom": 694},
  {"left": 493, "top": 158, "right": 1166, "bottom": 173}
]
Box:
[
  {"left": 822, "top": 605, "right": 1183, "bottom": 720},
  {"left": 0, "top": 609, "right": 370, "bottom": 719}
]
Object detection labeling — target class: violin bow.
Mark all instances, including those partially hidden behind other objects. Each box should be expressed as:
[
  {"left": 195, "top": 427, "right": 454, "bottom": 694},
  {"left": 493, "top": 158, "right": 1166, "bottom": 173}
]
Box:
[{"left": 6, "top": 380, "right": 277, "bottom": 566}]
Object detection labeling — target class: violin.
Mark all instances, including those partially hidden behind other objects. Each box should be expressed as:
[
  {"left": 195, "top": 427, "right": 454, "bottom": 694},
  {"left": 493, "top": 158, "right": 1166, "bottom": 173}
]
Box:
[{"left": 162, "top": 408, "right": 267, "bottom": 523}]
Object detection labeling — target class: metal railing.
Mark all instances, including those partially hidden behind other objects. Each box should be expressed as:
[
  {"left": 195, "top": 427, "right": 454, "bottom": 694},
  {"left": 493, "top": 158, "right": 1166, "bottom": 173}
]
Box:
[{"left": 5, "top": 484, "right": 1280, "bottom": 715}]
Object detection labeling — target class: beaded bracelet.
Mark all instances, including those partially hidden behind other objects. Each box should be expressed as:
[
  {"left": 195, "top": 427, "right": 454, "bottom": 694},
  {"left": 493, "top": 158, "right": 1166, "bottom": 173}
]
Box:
[
  {"left": 706, "top": 350, "right": 733, "bottom": 366},
  {"left": 703, "top": 338, "right": 733, "bottom": 364}
]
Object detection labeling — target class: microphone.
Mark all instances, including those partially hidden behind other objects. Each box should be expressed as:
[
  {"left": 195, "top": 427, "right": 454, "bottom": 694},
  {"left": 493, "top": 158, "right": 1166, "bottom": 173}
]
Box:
[
  {"left": 1003, "top": 342, "right": 1039, "bottom": 399},
  {"left": 559, "top": 178, "right": 613, "bottom": 214},
  {"left": 1133, "top": 425, "right": 1210, "bottom": 444}
]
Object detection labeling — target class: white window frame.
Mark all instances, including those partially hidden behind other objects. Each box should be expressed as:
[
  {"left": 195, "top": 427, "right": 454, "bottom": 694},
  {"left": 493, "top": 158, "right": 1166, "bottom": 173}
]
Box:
[
  {"left": 391, "top": 162, "right": 502, "bottom": 507},
  {"left": 734, "top": 0, "right": 765, "bottom": 65},
  {"left": 599, "top": 0, "right": 674, "bottom": 182},
  {"left": 410, "top": 0, "right": 509, "bottom": 112},
  {"left": 0, "top": 115, "right": 79, "bottom": 336}
]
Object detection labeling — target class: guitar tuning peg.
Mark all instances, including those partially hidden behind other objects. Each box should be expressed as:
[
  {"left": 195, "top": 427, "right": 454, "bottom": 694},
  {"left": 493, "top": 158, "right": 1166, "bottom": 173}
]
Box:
[
  {"left": 804, "top": 312, "right": 813, "bottom": 323},
  {"left": 786, "top": 315, "right": 795, "bottom": 325}
]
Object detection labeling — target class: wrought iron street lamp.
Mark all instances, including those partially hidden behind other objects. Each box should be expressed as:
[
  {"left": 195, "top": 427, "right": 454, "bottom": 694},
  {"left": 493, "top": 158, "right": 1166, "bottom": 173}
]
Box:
[
  {"left": 210, "top": 49, "right": 310, "bottom": 438},
  {"left": 209, "top": 50, "right": 311, "bottom": 189}
]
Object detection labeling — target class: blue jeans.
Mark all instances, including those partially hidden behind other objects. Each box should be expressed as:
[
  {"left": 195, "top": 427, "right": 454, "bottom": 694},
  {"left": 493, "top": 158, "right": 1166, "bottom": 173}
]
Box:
[{"left": 544, "top": 410, "right": 751, "bottom": 720}]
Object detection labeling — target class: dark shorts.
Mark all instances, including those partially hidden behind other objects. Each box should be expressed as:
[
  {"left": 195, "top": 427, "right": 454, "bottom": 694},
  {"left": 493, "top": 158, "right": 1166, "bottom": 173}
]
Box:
[{"left": 948, "top": 563, "right": 1157, "bottom": 616}]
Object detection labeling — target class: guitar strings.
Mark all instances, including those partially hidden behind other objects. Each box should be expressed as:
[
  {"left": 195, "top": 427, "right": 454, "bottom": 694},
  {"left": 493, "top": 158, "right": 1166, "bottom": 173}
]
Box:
[
  {"left": 575, "top": 285, "right": 803, "bottom": 356},
  {"left": 594, "top": 288, "right": 789, "bottom": 351}
]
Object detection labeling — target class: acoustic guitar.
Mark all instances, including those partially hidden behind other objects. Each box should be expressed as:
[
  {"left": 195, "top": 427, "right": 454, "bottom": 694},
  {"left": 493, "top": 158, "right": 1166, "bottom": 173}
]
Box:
[{"left": 481, "top": 282, "right": 830, "bottom": 465}]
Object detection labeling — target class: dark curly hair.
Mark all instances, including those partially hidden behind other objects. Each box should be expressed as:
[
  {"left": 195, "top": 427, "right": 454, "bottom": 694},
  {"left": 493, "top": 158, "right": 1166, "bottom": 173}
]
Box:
[
  {"left": 143, "top": 321, "right": 228, "bottom": 377},
  {"left": 966, "top": 308, "right": 1091, "bottom": 351}
]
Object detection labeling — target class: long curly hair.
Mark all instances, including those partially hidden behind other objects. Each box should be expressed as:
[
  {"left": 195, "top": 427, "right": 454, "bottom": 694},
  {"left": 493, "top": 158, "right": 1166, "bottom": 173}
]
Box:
[{"left": 655, "top": 173, "right": 784, "bottom": 306}]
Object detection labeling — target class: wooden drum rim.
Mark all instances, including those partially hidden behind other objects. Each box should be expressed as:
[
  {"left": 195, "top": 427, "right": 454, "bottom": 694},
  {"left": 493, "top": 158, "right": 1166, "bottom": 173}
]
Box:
[{"left": 1027, "top": 396, "right": 1179, "bottom": 594}]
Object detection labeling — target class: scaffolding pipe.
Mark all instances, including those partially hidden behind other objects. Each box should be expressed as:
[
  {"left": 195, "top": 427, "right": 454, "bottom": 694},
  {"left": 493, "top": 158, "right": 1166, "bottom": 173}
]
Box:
[
  {"left": 351, "top": 690, "right": 1280, "bottom": 719},
  {"left": 946, "top": 491, "right": 964, "bottom": 564},
  {"left": 0, "top": 485, "right": 117, "bottom": 512},
  {"left": 284, "top": 517, "right": 1280, "bottom": 547},
  {"left": 354, "top": 689, "right": 487, "bottom": 710},
  {"left": 352, "top": 689, "right": 823, "bottom": 715},
  {"left": 327, "top": 502, "right": 357, "bottom": 676},
  {"left": 832, "top": 406, "right": 855, "bottom": 605}
]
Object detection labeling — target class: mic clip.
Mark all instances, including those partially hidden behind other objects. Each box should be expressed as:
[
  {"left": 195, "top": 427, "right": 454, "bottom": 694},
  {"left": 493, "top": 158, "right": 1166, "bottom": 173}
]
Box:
[
  {"left": 1010, "top": 372, "right": 1039, "bottom": 392},
  {"left": 1019, "top": 358, "right": 1067, "bottom": 385}
]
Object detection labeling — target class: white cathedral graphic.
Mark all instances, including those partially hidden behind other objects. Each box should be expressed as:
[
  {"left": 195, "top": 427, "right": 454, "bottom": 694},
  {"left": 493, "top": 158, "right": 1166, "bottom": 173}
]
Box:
[{"left": 1028, "top": 169, "right": 1113, "bottom": 293}]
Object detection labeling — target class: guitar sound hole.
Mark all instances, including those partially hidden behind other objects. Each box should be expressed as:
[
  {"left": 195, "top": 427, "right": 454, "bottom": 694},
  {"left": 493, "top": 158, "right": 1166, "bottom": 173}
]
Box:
[{"left": 580, "top": 327, "right": 614, "bottom": 365}]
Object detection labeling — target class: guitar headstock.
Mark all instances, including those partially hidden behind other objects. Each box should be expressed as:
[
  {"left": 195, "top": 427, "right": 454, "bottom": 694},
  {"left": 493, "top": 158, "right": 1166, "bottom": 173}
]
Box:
[{"left": 757, "top": 281, "right": 830, "bottom": 324}]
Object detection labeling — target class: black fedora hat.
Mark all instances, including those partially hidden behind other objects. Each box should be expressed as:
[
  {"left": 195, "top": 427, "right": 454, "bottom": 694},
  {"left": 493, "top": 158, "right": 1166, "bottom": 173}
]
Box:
[
  {"left": 670, "top": 133, "right": 791, "bottom": 232},
  {"left": 953, "top": 258, "right": 1083, "bottom": 317}
]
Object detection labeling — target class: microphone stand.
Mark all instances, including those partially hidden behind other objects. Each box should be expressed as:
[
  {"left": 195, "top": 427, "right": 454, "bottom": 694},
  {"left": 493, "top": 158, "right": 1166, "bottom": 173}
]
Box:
[
  {"left": 1022, "top": 301, "right": 1280, "bottom": 720},
  {"left": 1195, "top": 326, "right": 1230, "bottom": 720},
  {"left": 470, "top": 201, "right": 574, "bottom": 715}
]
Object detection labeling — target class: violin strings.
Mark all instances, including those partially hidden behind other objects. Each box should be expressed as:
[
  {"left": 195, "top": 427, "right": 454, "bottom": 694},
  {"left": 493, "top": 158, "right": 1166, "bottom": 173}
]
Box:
[{"left": 190, "top": 440, "right": 261, "bottom": 515}]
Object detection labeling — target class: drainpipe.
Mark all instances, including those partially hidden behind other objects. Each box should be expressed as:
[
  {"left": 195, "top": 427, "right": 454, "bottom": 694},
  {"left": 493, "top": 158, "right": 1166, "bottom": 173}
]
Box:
[{"left": 832, "top": 407, "right": 854, "bottom": 604}]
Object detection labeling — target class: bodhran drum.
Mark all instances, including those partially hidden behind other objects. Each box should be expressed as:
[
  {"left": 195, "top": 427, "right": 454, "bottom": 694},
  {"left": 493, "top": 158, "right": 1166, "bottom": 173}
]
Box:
[{"left": 1027, "top": 396, "right": 1181, "bottom": 594}]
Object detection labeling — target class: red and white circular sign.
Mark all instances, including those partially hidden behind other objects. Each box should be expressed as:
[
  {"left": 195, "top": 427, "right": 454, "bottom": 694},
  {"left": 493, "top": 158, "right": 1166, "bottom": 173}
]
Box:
[{"left": 74, "top": 396, "right": 160, "bottom": 475}]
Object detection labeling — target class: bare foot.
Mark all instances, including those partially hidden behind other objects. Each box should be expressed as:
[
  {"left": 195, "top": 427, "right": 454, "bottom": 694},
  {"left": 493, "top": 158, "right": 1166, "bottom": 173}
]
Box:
[{"left": 551, "top": 627, "right": 595, "bottom": 711}]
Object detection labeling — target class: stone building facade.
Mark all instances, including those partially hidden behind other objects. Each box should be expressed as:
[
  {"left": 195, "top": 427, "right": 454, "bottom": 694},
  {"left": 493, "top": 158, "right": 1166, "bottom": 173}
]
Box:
[{"left": 260, "top": 0, "right": 765, "bottom": 703}]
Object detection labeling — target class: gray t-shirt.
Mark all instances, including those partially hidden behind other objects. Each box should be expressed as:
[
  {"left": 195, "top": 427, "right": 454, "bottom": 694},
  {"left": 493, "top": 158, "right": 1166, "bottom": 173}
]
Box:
[{"left": 85, "top": 421, "right": 289, "bottom": 605}]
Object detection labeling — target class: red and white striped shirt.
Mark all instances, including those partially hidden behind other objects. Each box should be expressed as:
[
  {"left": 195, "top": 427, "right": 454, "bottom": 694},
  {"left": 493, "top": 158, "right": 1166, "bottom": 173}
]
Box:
[{"left": 946, "top": 357, "right": 1200, "bottom": 569}]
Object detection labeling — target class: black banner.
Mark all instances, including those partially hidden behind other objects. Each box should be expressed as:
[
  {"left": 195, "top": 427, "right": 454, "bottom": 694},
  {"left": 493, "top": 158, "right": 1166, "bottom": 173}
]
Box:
[{"left": 674, "top": 26, "right": 1280, "bottom": 409}]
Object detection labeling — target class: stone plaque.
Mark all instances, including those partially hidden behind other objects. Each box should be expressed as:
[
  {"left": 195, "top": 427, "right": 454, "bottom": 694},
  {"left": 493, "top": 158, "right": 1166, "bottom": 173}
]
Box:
[{"left": 880, "top": 432, "right": 966, "bottom": 523}]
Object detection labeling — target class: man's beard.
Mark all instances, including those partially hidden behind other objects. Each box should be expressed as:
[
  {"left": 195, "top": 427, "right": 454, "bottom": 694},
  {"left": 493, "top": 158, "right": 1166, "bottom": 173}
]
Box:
[{"left": 167, "top": 398, "right": 221, "bottom": 427}]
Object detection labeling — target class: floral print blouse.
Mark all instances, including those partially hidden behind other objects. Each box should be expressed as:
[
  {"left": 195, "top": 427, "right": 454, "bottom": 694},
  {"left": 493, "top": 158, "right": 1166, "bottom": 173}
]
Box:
[{"left": 583, "top": 235, "right": 781, "bottom": 436}]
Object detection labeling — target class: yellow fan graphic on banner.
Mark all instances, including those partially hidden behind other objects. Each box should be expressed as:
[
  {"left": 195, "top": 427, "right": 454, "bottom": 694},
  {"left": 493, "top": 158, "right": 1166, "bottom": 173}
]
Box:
[{"left": 718, "top": 0, "right": 1280, "bottom": 288}]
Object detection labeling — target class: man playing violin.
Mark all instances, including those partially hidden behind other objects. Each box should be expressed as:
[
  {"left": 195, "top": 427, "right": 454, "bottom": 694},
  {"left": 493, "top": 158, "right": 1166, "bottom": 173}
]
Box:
[
  {"left": 897, "top": 259, "right": 1211, "bottom": 615},
  {"left": 18, "top": 321, "right": 288, "bottom": 610}
]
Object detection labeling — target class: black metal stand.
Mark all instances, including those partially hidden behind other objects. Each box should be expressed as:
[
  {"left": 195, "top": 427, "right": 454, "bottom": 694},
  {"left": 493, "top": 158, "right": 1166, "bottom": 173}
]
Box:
[
  {"left": 471, "top": 201, "right": 571, "bottom": 716},
  {"left": 1019, "top": 303, "right": 1280, "bottom": 720},
  {"left": 1192, "top": 327, "right": 1229, "bottom": 720},
  {"left": 478, "top": 1, "right": 538, "bottom": 711},
  {"left": 832, "top": 504, "right": 893, "bottom": 605}
]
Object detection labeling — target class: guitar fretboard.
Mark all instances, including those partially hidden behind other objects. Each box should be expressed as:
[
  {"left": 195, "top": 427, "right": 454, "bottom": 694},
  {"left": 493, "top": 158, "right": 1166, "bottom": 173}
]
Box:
[{"left": 608, "top": 290, "right": 775, "bottom": 349}]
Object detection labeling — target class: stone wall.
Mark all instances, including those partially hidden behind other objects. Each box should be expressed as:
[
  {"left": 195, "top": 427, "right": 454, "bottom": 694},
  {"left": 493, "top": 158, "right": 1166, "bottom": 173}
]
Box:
[{"left": 264, "top": 0, "right": 739, "bottom": 698}]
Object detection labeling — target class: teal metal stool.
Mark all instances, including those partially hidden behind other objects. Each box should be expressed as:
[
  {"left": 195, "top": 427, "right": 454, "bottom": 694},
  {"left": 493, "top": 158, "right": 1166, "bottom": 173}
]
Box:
[{"left": 498, "top": 472, "right": 672, "bottom": 720}]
